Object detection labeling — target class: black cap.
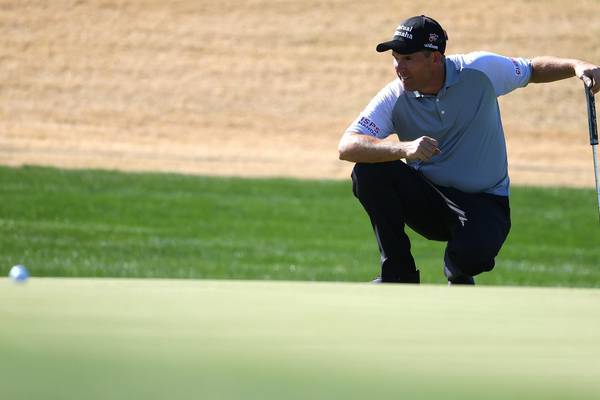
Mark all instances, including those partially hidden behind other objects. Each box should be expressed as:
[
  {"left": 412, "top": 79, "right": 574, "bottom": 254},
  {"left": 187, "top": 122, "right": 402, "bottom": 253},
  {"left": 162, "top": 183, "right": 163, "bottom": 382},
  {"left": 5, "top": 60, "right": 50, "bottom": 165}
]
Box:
[{"left": 376, "top": 15, "right": 448, "bottom": 54}]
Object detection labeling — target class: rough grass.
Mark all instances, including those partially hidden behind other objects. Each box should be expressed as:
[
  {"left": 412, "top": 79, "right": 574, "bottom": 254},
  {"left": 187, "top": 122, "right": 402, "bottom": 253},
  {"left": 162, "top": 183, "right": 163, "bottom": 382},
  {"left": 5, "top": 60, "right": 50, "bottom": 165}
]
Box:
[{"left": 1, "top": 0, "right": 599, "bottom": 184}]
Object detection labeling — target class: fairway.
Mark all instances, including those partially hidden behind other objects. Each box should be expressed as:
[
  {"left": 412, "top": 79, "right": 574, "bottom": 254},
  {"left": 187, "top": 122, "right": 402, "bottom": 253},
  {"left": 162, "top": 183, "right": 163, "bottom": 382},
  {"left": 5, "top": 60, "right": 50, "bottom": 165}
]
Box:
[
  {"left": 3, "top": 166, "right": 600, "bottom": 287},
  {"left": 1, "top": 278, "right": 599, "bottom": 399}
]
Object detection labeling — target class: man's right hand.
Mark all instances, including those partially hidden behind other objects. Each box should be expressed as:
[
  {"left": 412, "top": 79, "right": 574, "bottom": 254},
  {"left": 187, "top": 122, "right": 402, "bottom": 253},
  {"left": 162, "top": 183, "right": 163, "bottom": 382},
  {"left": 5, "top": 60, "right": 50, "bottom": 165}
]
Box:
[{"left": 402, "top": 136, "right": 441, "bottom": 162}]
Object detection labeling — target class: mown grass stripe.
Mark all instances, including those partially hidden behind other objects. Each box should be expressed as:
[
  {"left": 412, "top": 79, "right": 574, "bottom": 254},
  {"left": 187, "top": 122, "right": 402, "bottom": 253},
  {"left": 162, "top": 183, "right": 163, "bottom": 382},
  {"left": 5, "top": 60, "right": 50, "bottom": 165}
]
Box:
[{"left": 1, "top": 165, "right": 599, "bottom": 286}]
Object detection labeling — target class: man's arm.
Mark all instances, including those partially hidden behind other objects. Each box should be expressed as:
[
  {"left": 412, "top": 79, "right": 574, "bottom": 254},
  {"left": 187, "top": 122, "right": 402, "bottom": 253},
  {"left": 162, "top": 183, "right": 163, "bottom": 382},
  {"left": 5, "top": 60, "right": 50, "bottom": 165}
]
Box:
[
  {"left": 338, "top": 131, "right": 441, "bottom": 163},
  {"left": 530, "top": 56, "right": 600, "bottom": 93}
]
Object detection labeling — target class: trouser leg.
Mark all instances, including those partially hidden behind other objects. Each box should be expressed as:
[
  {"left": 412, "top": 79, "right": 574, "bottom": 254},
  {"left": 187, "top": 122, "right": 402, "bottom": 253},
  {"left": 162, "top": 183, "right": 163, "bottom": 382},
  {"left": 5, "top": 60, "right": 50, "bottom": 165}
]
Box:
[
  {"left": 351, "top": 161, "right": 511, "bottom": 284},
  {"left": 351, "top": 161, "right": 455, "bottom": 283},
  {"left": 440, "top": 188, "right": 511, "bottom": 280}
]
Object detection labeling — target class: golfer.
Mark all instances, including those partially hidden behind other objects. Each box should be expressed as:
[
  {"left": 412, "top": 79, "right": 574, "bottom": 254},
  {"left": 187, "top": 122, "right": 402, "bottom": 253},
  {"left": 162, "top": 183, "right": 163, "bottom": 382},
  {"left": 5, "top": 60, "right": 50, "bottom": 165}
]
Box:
[{"left": 338, "top": 15, "right": 600, "bottom": 284}]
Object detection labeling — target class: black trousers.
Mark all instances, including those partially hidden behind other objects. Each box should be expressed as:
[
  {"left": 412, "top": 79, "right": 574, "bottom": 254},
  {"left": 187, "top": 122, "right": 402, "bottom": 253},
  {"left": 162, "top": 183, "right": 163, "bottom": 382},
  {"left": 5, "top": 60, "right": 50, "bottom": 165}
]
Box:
[{"left": 351, "top": 161, "right": 511, "bottom": 283}]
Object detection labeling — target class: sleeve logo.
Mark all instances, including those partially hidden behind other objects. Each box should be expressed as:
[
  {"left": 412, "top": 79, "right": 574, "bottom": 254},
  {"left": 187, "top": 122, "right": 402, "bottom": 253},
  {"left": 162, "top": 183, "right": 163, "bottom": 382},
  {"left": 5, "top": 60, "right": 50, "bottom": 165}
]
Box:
[
  {"left": 358, "top": 117, "right": 380, "bottom": 135},
  {"left": 510, "top": 58, "right": 522, "bottom": 76}
]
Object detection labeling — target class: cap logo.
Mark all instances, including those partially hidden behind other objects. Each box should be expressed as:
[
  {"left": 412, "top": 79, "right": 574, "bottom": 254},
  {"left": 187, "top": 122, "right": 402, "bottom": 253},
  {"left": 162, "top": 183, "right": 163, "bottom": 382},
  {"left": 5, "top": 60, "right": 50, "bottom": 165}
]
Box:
[
  {"left": 394, "top": 24, "right": 413, "bottom": 40},
  {"left": 428, "top": 33, "right": 439, "bottom": 42}
]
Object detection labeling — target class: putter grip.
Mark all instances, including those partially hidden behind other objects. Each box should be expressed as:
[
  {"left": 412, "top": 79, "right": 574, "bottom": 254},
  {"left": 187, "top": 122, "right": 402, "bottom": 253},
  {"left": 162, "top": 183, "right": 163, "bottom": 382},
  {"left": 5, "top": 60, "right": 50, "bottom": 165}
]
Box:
[{"left": 585, "top": 84, "right": 598, "bottom": 146}]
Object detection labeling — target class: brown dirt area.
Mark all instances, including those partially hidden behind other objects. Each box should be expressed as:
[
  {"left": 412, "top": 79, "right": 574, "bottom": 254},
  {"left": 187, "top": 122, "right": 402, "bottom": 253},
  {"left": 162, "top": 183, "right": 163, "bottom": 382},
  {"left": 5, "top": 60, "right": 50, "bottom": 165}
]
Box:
[{"left": 1, "top": 0, "right": 599, "bottom": 187}]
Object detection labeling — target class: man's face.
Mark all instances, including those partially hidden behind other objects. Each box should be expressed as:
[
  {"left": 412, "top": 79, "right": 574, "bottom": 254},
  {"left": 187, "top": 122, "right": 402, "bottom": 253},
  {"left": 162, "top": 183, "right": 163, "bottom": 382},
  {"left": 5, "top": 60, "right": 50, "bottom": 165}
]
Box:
[{"left": 392, "top": 50, "right": 435, "bottom": 92}]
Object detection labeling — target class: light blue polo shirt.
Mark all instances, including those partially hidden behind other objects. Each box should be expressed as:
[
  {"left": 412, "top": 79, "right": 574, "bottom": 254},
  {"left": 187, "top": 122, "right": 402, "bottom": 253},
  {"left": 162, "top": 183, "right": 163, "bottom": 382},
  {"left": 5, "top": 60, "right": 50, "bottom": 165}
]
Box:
[{"left": 346, "top": 51, "right": 532, "bottom": 196}]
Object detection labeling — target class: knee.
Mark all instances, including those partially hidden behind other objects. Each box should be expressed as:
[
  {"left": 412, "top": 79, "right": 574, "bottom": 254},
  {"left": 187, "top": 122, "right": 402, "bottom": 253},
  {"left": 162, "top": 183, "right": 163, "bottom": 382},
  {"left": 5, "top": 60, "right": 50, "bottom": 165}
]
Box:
[
  {"left": 352, "top": 162, "right": 393, "bottom": 182},
  {"left": 351, "top": 162, "right": 397, "bottom": 200}
]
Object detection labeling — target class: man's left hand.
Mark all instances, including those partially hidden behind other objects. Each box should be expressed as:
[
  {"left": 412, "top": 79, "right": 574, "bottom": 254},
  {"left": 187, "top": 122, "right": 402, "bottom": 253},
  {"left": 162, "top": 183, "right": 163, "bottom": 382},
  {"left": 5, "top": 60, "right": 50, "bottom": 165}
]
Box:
[{"left": 575, "top": 61, "right": 600, "bottom": 94}]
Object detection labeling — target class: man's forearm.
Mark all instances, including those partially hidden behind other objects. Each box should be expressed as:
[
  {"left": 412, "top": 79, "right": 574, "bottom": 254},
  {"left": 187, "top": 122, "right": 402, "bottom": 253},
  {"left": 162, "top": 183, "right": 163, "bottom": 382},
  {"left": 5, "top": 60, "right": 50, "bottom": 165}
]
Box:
[
  {"left": 529, "top": 56, "right": 599, "bottom": 92},
  {"left": 338, "top": 132, "right": 441, "bottom": 163},
  {"left": 529, "top": 56, "right": 580, "bottom": 83},
  {"left": 338, "top": 132, "right": 405, "bottom": 163}
]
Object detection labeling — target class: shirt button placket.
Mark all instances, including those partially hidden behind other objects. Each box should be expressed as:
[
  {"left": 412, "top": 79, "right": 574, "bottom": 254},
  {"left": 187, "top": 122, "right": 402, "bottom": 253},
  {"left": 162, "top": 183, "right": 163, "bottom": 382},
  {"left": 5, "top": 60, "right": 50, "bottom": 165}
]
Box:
[{"left": 436, "top": 97, "right": 445, "bottom": 118}]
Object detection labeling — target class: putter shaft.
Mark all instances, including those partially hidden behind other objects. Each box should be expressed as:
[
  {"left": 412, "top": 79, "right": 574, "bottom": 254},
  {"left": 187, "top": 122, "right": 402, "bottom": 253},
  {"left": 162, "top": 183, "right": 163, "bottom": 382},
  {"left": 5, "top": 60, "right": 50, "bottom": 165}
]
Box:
[
  {"left": 584, "top": 85, "right": 600, "bottom": 223},
  {"left": 593, "top": 145, "right": 600, "bottom": 223},
  {"left": 586, "top": 85, "right": 598, "bottom": 145}
]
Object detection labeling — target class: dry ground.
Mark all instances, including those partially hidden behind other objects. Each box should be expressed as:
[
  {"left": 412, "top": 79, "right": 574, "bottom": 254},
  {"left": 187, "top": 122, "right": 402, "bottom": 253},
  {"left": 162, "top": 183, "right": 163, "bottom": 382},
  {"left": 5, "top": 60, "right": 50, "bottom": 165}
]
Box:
[{"left": 1, "top": 0, "right": 599, "bottom": 187}]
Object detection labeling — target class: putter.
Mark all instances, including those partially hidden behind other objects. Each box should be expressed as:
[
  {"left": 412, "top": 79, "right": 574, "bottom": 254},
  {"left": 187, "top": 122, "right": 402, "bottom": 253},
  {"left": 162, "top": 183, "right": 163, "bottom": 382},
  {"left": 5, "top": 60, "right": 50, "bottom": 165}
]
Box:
[{"left": 584, "top": 83, "right": 600, "bottom": 223}]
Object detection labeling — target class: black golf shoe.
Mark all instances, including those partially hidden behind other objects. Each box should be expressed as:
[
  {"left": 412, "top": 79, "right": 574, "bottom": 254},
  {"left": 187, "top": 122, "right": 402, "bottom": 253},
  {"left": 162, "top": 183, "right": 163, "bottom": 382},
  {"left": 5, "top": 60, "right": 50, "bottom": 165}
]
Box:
[
  {"left": 444, "top": 265, "right": 475, "bottom": 285},
  {"left": 371, "top": 270, "right": 420, "bottom": 284},
  {"left": 447, "top": 275, "right": 475, "bottom": 285}
]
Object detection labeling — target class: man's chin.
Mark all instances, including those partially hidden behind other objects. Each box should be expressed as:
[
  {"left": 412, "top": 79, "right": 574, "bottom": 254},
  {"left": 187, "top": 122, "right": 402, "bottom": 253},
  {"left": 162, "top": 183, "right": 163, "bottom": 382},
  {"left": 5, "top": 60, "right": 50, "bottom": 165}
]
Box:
[{"left": 401, "top": 81, "right": 416, "bottom": 91}]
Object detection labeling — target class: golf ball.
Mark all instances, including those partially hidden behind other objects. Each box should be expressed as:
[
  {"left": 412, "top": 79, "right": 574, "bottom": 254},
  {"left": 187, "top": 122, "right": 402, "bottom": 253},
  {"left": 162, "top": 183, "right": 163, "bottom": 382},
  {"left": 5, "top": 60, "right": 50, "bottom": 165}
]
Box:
[{"left": 9, "top": 264, "right": 29, "bottom": 282}]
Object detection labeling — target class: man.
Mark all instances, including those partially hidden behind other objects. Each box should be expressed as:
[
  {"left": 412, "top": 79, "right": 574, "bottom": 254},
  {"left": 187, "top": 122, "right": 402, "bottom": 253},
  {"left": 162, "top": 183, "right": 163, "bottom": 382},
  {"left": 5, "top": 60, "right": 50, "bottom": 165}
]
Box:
[{"left": 338, "top": 15, "right": 600, "bottom": 285}]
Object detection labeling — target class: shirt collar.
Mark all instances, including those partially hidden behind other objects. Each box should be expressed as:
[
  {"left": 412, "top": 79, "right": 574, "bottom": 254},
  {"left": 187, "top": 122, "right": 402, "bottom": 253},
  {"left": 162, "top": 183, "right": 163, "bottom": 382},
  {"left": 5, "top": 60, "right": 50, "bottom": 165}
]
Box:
[{"left": 442, "top": 57, "right": 460, "bottom": 89}]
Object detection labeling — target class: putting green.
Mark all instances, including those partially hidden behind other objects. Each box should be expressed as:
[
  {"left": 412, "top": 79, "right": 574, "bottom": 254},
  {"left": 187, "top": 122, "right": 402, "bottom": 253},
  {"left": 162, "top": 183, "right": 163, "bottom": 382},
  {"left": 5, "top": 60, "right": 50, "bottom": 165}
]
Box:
[{"left": 1, "top": 278, "right": 599, "bottom": 399}]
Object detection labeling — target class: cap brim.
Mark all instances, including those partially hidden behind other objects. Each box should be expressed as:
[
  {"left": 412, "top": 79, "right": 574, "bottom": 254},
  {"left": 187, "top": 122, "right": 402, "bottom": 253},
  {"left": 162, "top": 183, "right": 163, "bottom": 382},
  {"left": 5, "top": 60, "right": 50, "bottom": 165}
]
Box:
[
  {"left": 375, "top": 41, "right": 396, "bottom": 52},
  {"left": 375, "top": 40, "right": 419, "bottom": 54}
]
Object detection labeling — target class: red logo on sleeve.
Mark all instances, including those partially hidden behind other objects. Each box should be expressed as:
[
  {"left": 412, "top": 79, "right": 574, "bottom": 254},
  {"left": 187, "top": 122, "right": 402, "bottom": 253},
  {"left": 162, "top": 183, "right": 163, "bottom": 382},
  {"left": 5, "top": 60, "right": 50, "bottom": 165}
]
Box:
[{"left": 511, "top": 58, "right": 522, "bottom": 76}]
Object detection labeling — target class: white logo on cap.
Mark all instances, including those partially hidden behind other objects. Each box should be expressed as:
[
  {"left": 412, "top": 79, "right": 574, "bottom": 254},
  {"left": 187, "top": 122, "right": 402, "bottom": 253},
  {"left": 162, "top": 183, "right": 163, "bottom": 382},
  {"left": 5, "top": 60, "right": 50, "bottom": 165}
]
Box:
[
  {"left": 394, "top": 24, "right": 414, "bottom": 40},
  {"left": 429, "top": 33, "right": 439, "bottom": 42}
]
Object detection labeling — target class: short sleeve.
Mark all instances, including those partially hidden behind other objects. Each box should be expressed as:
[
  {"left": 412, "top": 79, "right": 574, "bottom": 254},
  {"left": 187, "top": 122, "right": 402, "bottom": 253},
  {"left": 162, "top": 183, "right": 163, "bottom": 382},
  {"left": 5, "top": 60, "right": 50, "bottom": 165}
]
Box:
[
  {"left": 345, "top": 80, "right": 400, "bottom": 139},
  {"left": 451, "top": 52, "right": 532, "bottom": 97}
]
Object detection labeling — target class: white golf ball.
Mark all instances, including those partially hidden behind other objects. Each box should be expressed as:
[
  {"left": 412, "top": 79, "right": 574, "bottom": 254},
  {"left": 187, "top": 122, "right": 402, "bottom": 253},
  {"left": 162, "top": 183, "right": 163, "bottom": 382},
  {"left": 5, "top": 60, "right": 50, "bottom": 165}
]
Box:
[{"left": 9, "top": 264, "right": 29, "bottom": 282}]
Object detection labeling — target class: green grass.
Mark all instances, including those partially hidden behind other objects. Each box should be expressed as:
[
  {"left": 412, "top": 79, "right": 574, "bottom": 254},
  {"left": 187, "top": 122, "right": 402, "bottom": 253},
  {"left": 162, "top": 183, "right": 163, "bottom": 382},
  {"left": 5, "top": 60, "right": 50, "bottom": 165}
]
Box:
[
  {"left": 1, "top": 278, "right": 599, "bottom": 400},
  {"left": 1, "top": 165, "right": 599, "bottom": 286}
]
